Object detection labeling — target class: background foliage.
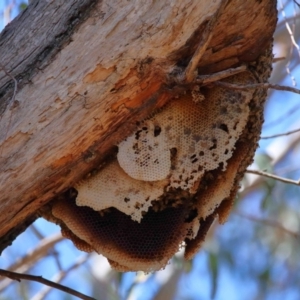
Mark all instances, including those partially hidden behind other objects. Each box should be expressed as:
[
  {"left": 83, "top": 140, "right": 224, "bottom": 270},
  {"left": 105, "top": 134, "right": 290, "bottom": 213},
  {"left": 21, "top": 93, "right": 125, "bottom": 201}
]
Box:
[{"left": 0, "top": 1, "right": 300, "bottom": 299}]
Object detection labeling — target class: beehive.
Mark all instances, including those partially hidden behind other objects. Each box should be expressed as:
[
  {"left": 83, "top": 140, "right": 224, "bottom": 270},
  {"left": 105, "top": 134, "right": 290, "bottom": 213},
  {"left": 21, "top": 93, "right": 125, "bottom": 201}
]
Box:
[{"left": 49, "top": 54, "right": 271, "bottom": 272}]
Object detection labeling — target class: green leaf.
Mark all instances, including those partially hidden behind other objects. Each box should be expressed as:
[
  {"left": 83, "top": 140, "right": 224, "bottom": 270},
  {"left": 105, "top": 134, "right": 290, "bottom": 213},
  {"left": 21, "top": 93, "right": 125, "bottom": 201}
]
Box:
[
  {"left": 19, "top": 2, "right": 28, "bottom": 12},
  {"left": 208, "top": 252, "right": 219, "bottom": 299}
]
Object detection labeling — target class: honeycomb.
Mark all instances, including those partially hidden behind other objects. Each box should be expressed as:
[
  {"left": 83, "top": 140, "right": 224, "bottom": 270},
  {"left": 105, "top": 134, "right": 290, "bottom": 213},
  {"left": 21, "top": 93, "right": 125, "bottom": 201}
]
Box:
[
  {"left": 49, "top": 48, "right": 272, "bottom": 272},
  {"left": 118, "top": 121, "right": 172, "bottom": 181},
  {"left": 75, "top": 160, "right": 168, "bottom": 222},
  {"left": 74, "top": 75, "right": 252, "bottom": 226}
]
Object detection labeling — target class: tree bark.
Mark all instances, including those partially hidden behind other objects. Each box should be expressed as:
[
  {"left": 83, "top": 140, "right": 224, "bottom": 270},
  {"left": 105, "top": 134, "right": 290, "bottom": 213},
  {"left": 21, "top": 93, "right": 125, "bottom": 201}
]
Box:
[{"left": 0, "top": 0, "right": 277, "bottom": 249}]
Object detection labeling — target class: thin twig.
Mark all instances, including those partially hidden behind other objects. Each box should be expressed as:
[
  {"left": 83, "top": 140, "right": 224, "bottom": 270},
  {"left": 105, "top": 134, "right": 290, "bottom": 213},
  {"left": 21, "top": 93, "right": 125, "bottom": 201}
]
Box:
[
  {"left": 279, "top": 0, "right": 299, "bottom": 86},
  {"left": 273, "top": 57, "right": 286, "bottom": 63},
  {"left": 246, "top": 169, "right": 300, "bottom": 186},
  {"left": 30, "top": 225, "right": 63, "bottom": 271},
  {"left": 235, "top": 211, "right": 300, "bottom": 239},
  {"left": 280, "top": 1, "right": 300, "bottom": 56},
  {"left": 261, "top": 127, "right": 300, "bottom": 139},
  {"left": 0, "top": 268, "right": 96, "bottom": 300},
  {"left": 3, "top": 234, "right": 63, "bottom": 273},
  {"left": 31, "top": 255, "right": 91, "bottom": 300},
  {"left": 30, "top": 224, "right": 45, "bottom": 240},
  {"left": 0, "top": 234, "right": 64, "bottom": 292},
  {"left": 213, "top": 81, "right": 300, "bottom": 94},
  {"left": 241, "top": 134, "right": 300, "bottom": 199},
  {"left": 196, "top": 65, "right": 247, "bottom": 85},
  {"left": 184, "top": 0, "right": 229, "bottom": 83}
]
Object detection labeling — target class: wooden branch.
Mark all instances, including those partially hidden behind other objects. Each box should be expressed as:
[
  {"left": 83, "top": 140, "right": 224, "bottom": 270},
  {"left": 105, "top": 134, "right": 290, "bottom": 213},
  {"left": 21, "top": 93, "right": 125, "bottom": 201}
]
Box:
[
  {"left": 272, "top": 57, "right": 286, "bottom": 63},
  {"left": 31, "top": 255, "right": 91, "bottom": 300},
  {"left": 195, "top": 65, "right": 247, "bottom": 85},
  {"left": 213, "top": 81, "right": 300, "bottom": 94},
  {"left": 0, "top": 267, "right": 95, "bottom": 300},
  {"left": 261, "top": 127, "right": 300, "bottom": 139},
  {"left": 0, "top": 233, "right": 64, "bottom": 292},
  {"left": 6, "top": 234, "right": 63, "bottom": 273},
  {"left": 0, "top": 0, "right": 277, "bottom": 247},
  {"left": 246, "top": 169, "right": 300, "bottom": 186},
  {"left": 240, "top": 134, "right": 300, "bottom": 200},
  {"left": 29, "top": 225, "right": 63, "bottom": 271},
  {"left": 184, "top": 0, "right": 229, "bottom": 82}
]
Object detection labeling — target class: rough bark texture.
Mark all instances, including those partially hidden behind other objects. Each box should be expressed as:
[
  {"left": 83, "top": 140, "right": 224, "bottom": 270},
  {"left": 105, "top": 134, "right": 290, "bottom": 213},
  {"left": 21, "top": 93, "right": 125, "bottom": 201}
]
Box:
[{"left": 0, "top": 0, "right": 277, "bottom": 250}]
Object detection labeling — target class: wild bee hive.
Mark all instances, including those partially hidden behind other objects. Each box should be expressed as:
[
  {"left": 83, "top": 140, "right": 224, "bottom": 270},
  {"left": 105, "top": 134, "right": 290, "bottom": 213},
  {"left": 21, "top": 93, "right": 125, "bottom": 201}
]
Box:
[{"left": 49, "top": 48, "right": 273, "bottom": 272}]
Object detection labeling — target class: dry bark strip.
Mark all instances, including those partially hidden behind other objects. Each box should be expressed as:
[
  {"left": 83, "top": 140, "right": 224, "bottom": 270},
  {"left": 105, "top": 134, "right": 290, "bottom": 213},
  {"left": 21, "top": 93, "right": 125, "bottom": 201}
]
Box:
[{"left": 0, "top": 0, "right": 277, "bottom": 250}]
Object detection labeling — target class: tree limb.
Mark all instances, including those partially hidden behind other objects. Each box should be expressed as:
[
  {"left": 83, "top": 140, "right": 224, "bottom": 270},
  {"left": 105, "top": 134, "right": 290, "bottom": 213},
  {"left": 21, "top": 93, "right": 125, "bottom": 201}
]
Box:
[
  {"left": 246, "top": 169, "right": 300, "bottom": 186},
  {"left": 0, "top": 233, "right": 64, "bottom": 292},
  {"left": 195, "top": 65, "right": 247, "bottom": 85},
  {"left": 0, "top": 268, "right": 95, "bottom": 300},
  {"left": 261, "top": 127, "right": 300, "bottom": 139},
  {"left": 0, "top": 0, "right": 277, "bottom": 250},
  {"left": 31, "top": 255, "right": 91, "bottom": 300},
  {"left": 213, "top": 81, "right": 300, "bottom": 94},
  {"left": 184, "top": 0, "right": 229, "bottom": 82}
]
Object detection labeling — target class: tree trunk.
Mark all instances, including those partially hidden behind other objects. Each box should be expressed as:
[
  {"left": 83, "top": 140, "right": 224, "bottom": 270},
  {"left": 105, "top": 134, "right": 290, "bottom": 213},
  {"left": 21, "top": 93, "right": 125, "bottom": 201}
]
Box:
[{"left": 0, "top": 0, "right": 277, "bottom": 251}]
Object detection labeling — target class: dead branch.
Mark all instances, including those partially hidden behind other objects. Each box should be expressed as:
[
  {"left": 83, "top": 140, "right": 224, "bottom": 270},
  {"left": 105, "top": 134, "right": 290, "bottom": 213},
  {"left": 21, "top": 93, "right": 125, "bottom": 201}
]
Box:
[
  {"left": 240, "top": 134, "right": 300, "bottom": 199},
  {"left": 30, "top": 225, "right": 63, "bottom": 271},
  {"left": 184, "top": 0, "right": 229, "bottom": 82},
  {"left": 293, "top": 1, "right": 300, "bottom": 8},
  {"left": 195, "top": 65, "right": 247, "bottom": 85},
  {"left": 0, "top": 268, "right": 96, "bottom": 300},
  {"left": 31, "top": 255, "right": 91, "bottom": 300},
  {"left": 0, "top": 233, "right": 64, "bottom": 292},
  {"left": 213, "top": 81, "right": 300, "bottom": 94},
  {"left": 279, "top": 0, "right": 300, "bottom": 55},
  {"left": 272, "top": 57, "right": 286, "bottom": 62},
  {"left": 261, "top": 127, "right": 300, "bottom": 139},
  {"left": 5, "top": 233, "right": 63, "bottom": 273},
  {"left": 246, "top": 169, "right": 300, "bottom": 186}
]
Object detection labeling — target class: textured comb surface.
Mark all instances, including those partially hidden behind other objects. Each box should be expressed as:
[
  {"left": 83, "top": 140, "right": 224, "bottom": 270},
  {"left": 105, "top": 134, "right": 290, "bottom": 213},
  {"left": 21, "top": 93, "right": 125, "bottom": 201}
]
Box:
[
  {"left": 76, "top": 161, "right": 168, "bottom": 222},
  {"left": 134, "top": 86, "right": 250, "bottom": 193},
  {"left": 76, "top": 77, "right": 252, "bottom": 224},
  {"left": 118, "top": 121, "right": 172, "bottom": 181}
]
